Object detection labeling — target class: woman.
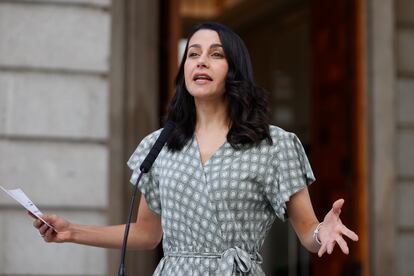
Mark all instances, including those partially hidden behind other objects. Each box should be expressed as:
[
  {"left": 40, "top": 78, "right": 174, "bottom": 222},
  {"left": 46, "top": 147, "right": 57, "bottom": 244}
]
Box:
[{"left": 33, "top": 22, "right": 358, "bottom": 275}]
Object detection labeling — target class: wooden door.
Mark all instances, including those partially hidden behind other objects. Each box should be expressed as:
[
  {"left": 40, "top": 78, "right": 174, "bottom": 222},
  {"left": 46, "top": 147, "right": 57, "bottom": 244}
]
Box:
[{"left": 310, "top": 0, "right": 369, "bottom": 275}]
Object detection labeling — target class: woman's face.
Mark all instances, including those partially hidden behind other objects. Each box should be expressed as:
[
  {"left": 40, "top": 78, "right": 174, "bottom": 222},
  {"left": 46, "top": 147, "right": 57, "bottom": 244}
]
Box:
[{"left": 184, "top": 29, "right": 229, "bottom": 100}]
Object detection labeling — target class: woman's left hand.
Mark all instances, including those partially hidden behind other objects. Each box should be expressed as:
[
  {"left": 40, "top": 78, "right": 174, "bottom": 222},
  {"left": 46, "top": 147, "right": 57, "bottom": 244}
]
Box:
[{"left": 317, "top": 198, "right": 359, "bottom": 257}]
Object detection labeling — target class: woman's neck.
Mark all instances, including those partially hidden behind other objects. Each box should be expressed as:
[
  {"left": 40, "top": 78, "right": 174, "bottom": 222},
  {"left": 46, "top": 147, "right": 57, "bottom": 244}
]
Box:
[{"left": 194, "top": 97, "right": 230, "bottom": 132}]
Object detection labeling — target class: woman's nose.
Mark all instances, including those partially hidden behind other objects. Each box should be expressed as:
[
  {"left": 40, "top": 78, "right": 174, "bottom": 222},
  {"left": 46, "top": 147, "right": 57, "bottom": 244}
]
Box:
[{"left": 197, "top": 55, "right": 208, "bottom": 68}]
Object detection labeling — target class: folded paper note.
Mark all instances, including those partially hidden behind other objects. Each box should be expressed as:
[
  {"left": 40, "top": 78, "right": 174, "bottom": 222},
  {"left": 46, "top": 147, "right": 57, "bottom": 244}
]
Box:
[{"left": 0, "top": 186, "right": 57, "bottom": 232}]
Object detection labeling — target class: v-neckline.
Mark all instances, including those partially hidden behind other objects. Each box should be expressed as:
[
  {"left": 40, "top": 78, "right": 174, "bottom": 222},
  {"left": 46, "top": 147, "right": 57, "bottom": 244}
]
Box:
[{"left": 193, "top": 135, "right": 228, "bottom": 168}]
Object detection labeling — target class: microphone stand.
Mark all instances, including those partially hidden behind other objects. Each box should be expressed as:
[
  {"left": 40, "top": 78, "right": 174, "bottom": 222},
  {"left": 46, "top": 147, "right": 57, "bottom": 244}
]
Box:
[
  {"left": 118, "top": 171, "right": 144, "bottom": 276},
  {"left": 117, "top": 120, "right": 175, "bottom": 276}
]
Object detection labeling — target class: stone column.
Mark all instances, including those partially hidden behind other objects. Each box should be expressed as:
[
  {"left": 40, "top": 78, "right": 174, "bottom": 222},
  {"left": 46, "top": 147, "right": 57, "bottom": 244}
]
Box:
[
  {"left": 0, "top": 1, "right": 111, "bottom": 274},
  {"left": 395, "top": 1, "right": 414, "bottom": 275},
  {"left": 367, "top": 0, "right": 396, "bottom": 275}
]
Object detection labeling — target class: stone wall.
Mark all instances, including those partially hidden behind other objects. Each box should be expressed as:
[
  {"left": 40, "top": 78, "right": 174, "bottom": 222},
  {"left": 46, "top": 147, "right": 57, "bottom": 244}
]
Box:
[
  {"left": 396, "top": 1, "right": 414, "bottom": 276},
  {"left": 0, "top": 0, "right": 111, "bottom": 274}
]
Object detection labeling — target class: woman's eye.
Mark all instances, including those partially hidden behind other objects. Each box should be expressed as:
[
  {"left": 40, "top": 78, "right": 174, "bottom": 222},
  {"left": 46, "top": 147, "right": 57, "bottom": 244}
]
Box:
[
  {"left": 212, "top": 52, "right": 224, "bottom": 58},
  {"left": 188, "top": 52, "right": 199, "bottom": 57}
]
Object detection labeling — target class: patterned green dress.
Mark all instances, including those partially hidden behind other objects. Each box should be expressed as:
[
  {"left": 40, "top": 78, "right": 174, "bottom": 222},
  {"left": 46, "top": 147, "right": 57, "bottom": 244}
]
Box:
[{"left": 127, "top": 125, "right": 315, "bottom": 275}]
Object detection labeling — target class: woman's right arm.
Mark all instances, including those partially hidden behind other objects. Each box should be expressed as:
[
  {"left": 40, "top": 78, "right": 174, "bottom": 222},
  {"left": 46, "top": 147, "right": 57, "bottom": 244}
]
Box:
[{"left": 34, "top": 194, "right": 162, "bottom": 250}]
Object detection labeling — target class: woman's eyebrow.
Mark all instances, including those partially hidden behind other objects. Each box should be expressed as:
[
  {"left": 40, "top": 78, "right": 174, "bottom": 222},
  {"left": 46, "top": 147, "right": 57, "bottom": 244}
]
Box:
[
  {"left": 188, "top": 43, "right": 223, "bottom": 49},
  {"left": 188, "top": 44, "right": 201, "bottom": 49},
  {"left": 210, "top": 43, "right": 223, "bottom": 49}
]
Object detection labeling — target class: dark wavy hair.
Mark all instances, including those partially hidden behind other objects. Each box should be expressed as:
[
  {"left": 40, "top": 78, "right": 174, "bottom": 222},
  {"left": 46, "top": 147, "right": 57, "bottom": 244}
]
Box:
[{"left": 166, "top": 22, "right": 271, "bottom": 151}]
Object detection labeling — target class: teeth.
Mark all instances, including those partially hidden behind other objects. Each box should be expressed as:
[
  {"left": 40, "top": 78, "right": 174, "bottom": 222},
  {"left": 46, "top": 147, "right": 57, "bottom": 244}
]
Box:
[{"left": 194, "top": 75, "right": 211, "bottom": 80}]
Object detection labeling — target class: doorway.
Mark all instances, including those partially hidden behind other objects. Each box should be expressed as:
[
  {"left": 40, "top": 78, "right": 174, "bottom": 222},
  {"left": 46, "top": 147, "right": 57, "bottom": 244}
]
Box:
[{"left": 158, "top": 0, "right": 369, "bottom": 274}]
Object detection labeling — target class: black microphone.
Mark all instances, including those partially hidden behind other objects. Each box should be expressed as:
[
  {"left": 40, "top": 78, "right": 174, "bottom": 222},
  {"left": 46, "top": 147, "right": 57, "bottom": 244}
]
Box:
[
  {"left": 118, "top": 121, "right": 175, "bottom": 276},
  {"left": 140, "top": 120, "right": 175, "bottom": 173}
]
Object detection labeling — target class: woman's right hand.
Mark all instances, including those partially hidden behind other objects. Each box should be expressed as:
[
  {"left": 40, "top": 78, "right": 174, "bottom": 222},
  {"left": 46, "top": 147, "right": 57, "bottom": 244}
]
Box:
[
  {"left": 28, "top": 195, "right": 162, "bottom": 249},
  {"left": 31, "top": 213, "right": 72, "bottom": 243}
]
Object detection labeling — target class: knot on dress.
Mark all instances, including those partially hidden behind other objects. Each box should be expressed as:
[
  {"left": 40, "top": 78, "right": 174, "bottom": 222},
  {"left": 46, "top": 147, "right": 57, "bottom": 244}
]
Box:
[{"left": 220, "top": 246, "right": 263, "bottom": 274}]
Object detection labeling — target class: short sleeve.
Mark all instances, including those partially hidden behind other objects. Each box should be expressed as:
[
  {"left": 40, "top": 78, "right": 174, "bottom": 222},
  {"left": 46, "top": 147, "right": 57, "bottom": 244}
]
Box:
[
  {"left": 264, "top": 131, "right": 315, "bottom": 221},
  {"left": 127, "top": 130, "right": 162, "bottom": 215}
]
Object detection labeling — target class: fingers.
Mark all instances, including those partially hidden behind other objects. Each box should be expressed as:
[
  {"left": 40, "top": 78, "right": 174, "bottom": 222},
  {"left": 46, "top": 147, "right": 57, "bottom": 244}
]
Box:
[
  {"left": 318, "top": 226, "right": 358, "bottom": 257},
  {"left": 318, "top": 240, "right": 336, "bottom": 257},
  {"left": 318, "top": 242, "right": 327, "bottom": 257},
  {"left": 39, "top": 223, "right": 50, "bottom": 236},
  {"left": 32, "top": 215, "right": 58, "bottom": 242},
  {"left": 41, "top": 214, "right": 55, "bottom": 224},
  {"left": 318, "top": 199, "right": 359, "bottom": 257},
  {"left": 318, "top": 237, "right": 352, "bottom": 257},
  {"left": 33, "top": 218, "right": 42, "bottom": 229},
  {"left": 335, "top": 236, "right": 349, "bottom": 255},
  {"left": 332, "top": 198, "right": 344, "bottom": 216},
  {"left": 340, "top": 225, "right": 359, "bottom": 241},
  {"left": 326, "top": 240, "right": 336, "bottom": 254},
  {"left": 27, "top": 211, "right": 37, "bottom": 219},
  {"left": 36, "top": 222, "right": 57, "bottom": 242},
  {"left": 318, "top": 239, "right": 344, "bottom": 257},
  {"left": 43, "top": 226, "right": 57, "bottom": 242},
  {"left": 32, "top": 217, "right": 52, "bottom": 230}
]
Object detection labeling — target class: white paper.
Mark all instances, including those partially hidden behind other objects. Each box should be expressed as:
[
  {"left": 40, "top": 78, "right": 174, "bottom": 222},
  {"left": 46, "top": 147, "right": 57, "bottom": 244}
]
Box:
[{"left": 0, "top": 186, "right": 57, "bottom": 232}]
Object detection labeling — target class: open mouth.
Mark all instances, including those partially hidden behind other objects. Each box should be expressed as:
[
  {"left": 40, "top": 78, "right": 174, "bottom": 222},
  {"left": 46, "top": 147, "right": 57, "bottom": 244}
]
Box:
[{"left": 193, "top": 73, "right": 213, "bottom": 81}]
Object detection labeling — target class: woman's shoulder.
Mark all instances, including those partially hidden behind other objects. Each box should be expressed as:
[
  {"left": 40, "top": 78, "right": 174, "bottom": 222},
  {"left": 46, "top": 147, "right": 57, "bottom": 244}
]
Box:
[
  {"left": 127, "top": 128, "right": 164, "bottom": 171},
  {"left": 266, "top": 125, "right": 306, "bottom": 153},
  {"left": 268, "top": 125, "right": 297, "bottom": 141},
  {"left": 130, "top": 127, "right": 165, "bottom": 158},
  {"left": 140, "top": 128, "right": 163, "bottom": 146}
]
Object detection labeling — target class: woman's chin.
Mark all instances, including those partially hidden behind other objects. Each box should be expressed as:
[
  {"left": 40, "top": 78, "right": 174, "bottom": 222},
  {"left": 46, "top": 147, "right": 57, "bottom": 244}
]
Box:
[{"left": 188, "top": 88, "right": 225, "bottom": 100}]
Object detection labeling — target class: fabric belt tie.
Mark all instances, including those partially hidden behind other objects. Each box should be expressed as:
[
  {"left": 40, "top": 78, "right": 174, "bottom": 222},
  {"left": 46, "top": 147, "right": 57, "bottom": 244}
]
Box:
[
  {"left": 159, "top": 246, "right": 262, "bottom": 274},
  {"left": 221, "top": 246, "right": 262, "bottom": 273}
]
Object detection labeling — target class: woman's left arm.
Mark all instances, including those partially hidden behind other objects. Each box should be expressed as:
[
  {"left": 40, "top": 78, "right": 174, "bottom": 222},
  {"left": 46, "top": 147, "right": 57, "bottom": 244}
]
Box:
[{"left": 287, "top": 187, "right": 359, "bottom": 256}]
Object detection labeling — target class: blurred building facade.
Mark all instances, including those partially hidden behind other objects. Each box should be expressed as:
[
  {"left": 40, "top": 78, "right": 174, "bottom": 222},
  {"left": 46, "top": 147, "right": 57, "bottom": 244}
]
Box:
[
  {"left": 0, "top": 0, "right": 111, "bottom": 275},
  {"left": 0, "top": 0, "right": 412, "bottom": 275}
]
